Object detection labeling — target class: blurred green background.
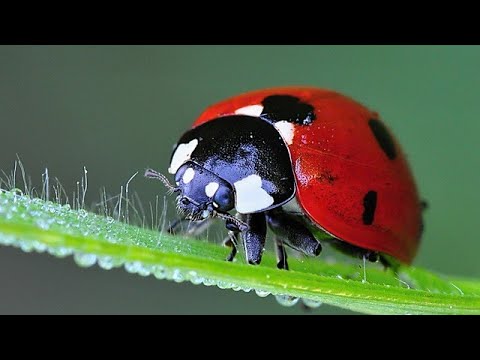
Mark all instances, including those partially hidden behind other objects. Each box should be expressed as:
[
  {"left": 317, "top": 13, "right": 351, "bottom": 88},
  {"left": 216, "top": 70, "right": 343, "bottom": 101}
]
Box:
[{"left": 0, "top": 45, "right": 478, "bottom": 314}]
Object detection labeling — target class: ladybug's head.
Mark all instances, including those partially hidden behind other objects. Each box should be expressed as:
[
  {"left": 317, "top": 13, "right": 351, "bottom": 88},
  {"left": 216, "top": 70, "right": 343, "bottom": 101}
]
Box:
[
  {"left": 145, "top": 163, "right": 246, "bottom": 230},
  {"left": 172, "top": 162, "right": 234, "bottom": 220}
]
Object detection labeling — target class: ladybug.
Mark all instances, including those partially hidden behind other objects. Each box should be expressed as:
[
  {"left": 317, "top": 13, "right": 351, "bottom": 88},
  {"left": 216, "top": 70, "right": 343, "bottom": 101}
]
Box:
[{"left": 145, "top": 87, "right": 424, "bottom": 269}]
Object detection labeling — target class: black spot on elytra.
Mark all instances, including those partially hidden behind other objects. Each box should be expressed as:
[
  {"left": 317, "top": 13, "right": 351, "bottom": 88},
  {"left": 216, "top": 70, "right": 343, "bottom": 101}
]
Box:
[
  {"left": 368, "top": 119, "right": 397, "bottom": 160},
  {"left": 261, "top": 95, "right": 316, "bottom": 126},
  {"left": 362, "top": 191, "right": 377, "bottom": 225}
]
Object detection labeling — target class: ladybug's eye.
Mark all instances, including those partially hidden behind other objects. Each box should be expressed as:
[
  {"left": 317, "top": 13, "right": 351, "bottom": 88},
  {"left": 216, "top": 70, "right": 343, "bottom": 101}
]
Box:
[
  {"left": 181, "top": 197, "right": 190, "bottom": 206},
  {"left": 212, "top": 185, "right": 234, "bottom": 212}
]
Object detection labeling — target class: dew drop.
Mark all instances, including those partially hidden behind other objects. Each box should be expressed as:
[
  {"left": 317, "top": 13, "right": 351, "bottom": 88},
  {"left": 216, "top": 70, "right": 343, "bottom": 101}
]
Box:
[
  {"left": 97, "top": 256, "right": 122, "bottom": 270},
  {"left": 172, "top": 269, "right": 184, "bottom": 283},
  {"left": 47, "top": 247, "right": 73, "bottom": 258},
  {"left": 275, "top": 294, "right": 299, "bottom": 307},
  {"left": 124, "top": 261, "right": 148, "bottom": 275},
  {"left": 97, "top": 257, "right": 113, "bottom": 270},
  {"left": 255, "top": 289, "right": 271, "bottom": 298},
  {"left": 32, "top": 241, "right": 47, "bottom": 253},
  {"left": 216, "top": 281, "right": 232, "bottom": 290},
  {"left": 202, "top": 278, "right": 215, "bottom": 286},
  {"left": 124, "top": 261, "right": 136, "bottom": 272},
  {"left": 19, "top": 241, "right": 34, "bottom": 252},
  {"left": 302, "top": 298, "right": 323, "bottom": 309},
  {"left": 0, "top": 235, "right": 15, "bottom": 245},
  {"left": 153, "top": 266, "right": 167, "bottom": 280},
  {"left": 73, "top": 252, "right": 97, "bottom": 267},
  {"left": 138, "top": 265, "right": 152, "bottom": 277},
  {"left": 187, "top": 271, "right": 203, "bottom": 285}
]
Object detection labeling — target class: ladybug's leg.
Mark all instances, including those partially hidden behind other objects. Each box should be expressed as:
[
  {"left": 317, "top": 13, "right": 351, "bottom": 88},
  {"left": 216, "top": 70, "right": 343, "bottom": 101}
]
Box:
[
  {"left": 167, "top": 217, "right": 213, "bottom": 236},
  {"left": 266, "top": 208, "right": 322, "bottom": 263},
  {"left": 240, "top": 212, "right": 267, "bottom": 265},
  {"left": 328, "top": 239, "right": 379, "bottom": 263},
  {"left": 167, "top": 218, "right": 183, "bottom": 234},
  {"left": 378, "top": 255, "right": 401, "bottom": 272},
  {"left": 222, "top": 231, "right": 239, "bottom": 262},
  {"left": 273, "top": 236, "right": 289, "bottom": 270}
]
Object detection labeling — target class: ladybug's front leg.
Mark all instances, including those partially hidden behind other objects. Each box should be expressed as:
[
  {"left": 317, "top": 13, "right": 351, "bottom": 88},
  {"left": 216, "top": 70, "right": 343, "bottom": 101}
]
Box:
[{"left": 240, "top": 212, "right": 267, "bottom": 265}]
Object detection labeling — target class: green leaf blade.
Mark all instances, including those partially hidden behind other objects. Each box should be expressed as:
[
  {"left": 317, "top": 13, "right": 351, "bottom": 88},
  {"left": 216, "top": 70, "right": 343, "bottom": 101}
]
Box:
[{"left": 1, "top": 189, "right": 479, "bottom": 314}]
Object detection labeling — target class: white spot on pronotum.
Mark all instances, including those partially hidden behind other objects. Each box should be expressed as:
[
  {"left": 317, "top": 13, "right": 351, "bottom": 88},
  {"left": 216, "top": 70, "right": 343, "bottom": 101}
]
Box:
[
  {"left": 234, "top": 104, "right": 264, "bottom": 117},
  {"left": 182, "top": 168, "right": 195, "bottom": 184},
  {"left": 205, "top": 182, "right": 219, "bottom": 197},
  {"left": 234, "top": 174, "right": 274, "bottom": 213},
  {"left": 274, "top": 120, "right": 295, "bottom": 145},
  {"left": 168, "top": 139, "right": 199, "bottom": 174}
]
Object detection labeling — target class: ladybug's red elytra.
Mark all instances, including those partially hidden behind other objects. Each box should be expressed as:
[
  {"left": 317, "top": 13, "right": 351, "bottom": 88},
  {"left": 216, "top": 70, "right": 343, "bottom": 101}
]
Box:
[{"left": 146, "top": 87, "right": 424, "bottom": 269}]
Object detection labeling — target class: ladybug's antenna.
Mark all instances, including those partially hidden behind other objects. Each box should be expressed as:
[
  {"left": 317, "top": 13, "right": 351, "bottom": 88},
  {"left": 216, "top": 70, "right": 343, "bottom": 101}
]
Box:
[
  {"left": 144, "top": 168, "right": 177, "bottom": 194},
  {"left": 214, "top": 211, "right": 249, "bottom": 232}
]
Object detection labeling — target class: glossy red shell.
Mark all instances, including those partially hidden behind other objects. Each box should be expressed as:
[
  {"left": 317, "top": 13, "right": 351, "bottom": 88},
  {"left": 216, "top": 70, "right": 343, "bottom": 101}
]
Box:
[{"left": 193, "top": 87, "right": 422, "bottom": 263}]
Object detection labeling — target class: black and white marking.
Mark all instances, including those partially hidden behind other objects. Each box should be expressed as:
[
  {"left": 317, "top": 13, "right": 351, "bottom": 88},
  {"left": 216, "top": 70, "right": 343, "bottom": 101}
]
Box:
[
  {"left": 234, "top": 174, "right": 274, "bottom": 214},
  {"left": 168, "top": 139, "right": 199, "bottom": 174},
  {"left": 261, "top": 95, "right": 316, "bottom": 126},
  {"left": 274, "top": 120, "right": 295, "bottom": 145},
  {"left": 205, "top": 182, "right": 219, "bottom": 197},
  {"left": 235, "top": 104, "right": 264, "bottom": 117},
  {"left": 182, "top": 167, "right": 195, "bottom": 184}
]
